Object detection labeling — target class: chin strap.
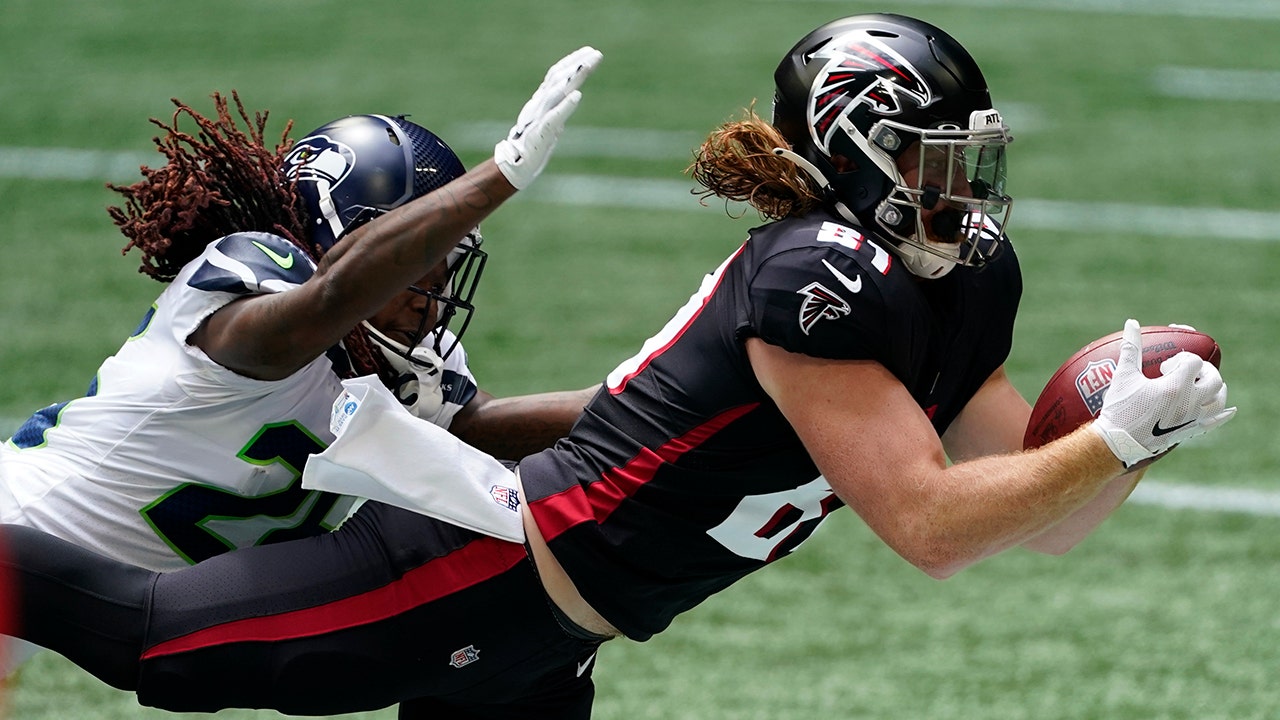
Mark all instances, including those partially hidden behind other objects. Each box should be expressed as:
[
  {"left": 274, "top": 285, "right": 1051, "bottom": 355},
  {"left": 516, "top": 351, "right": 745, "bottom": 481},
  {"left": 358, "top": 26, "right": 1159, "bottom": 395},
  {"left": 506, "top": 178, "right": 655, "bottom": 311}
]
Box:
[
  {"left": 771, "top": 146, "right": 864, "bottom": 228},
  {"left": 771, "top": 147, "right": 827, "bottom": 188},
  {"left": 315, "top": 179, "right": 348, "bottom": 246}
]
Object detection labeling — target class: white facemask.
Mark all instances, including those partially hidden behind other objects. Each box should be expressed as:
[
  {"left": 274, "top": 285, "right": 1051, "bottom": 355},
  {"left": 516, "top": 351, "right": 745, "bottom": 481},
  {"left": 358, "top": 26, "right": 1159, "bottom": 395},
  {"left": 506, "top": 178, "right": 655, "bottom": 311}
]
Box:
[{"left": 361, "top": 322, "right": 446, "bottom": 420}]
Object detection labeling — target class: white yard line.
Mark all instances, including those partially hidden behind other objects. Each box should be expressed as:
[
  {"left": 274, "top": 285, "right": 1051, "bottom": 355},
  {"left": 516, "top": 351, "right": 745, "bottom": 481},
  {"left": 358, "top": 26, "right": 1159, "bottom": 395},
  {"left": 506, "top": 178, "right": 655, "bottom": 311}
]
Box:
[
  {"left": 6, "top": 110, "right": 1280, "bottom": 245},
  {"left": 1129, "top": 481, "right": 1280, "bottom": 517},
  {"left": 1011, "top": 198, "right": 1280, "bottom": 242},
  {"left": 521, "top": 176, "right": 1280, "bottom": 242},
  {"left": 0, "top": 147, "right": 151, "bottom": 181},
  {"left": 444, "top": 122, "right": 701, "bottom": 161},
  {"left": 1154, "top": 66, "right": 1280, "bottom": 102},
  {"left": 7, "top": 150, "right": 1280, "bottom": 243}
]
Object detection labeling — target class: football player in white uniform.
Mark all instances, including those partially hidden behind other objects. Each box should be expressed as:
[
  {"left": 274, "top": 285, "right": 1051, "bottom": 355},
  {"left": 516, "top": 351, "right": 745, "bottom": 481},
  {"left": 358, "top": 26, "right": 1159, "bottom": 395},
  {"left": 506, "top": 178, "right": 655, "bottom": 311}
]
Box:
[
  {"left": 3, "top": 233, "right": 501, "bottom": 569},
  {"left": 0, "top": 57, "right": 600, "bottom": 671}
]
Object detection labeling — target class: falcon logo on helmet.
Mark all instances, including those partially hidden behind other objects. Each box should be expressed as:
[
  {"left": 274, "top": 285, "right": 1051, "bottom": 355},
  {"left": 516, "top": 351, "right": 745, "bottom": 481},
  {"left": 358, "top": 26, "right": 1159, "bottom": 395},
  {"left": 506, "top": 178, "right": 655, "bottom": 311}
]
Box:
[{"left": 807, "top": 30, "right": 934, "bottom": 154}]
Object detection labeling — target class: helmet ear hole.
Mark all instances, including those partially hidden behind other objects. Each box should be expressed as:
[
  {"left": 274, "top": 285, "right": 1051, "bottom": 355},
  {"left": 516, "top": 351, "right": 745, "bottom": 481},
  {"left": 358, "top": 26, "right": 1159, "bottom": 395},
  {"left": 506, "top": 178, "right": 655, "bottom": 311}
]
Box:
[
  {"left": 876, "top": 201, "right": 911, "bottom": 232},
  {"left": 871, "top": 126, "right": 902, "bottom": 152}
]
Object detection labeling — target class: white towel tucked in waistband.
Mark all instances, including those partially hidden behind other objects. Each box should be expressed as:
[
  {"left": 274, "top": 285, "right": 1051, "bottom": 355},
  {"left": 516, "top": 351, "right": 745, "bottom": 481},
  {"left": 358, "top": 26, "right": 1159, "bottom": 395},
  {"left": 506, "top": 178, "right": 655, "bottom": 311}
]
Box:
[{"left": 301, "top": 376, "right": 524, "bottom": 543}]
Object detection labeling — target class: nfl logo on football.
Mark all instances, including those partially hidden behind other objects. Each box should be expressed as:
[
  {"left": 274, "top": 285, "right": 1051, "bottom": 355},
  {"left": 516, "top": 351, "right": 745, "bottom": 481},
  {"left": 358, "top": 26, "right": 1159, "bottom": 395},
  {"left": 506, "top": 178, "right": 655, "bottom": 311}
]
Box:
[{"left": 1075, "top": 359, "right": 1117, "bottom": 415}]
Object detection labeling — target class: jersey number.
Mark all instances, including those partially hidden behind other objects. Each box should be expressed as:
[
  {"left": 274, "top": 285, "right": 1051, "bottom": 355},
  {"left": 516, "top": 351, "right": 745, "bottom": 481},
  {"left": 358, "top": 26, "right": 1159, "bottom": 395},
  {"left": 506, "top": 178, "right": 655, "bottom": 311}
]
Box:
[
  {"left": 706, "top": 476, "right": 842, "bottom": 562},
  {"left": 141, "top": 422, "right": 349, "bottom": 564}
]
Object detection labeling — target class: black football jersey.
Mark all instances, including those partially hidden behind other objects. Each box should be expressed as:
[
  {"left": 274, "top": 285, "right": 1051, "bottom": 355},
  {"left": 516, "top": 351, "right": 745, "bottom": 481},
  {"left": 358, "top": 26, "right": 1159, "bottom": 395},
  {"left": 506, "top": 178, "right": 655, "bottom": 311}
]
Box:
[{"left": 520, "top": 208, "right": 1021, "bottom": 640}]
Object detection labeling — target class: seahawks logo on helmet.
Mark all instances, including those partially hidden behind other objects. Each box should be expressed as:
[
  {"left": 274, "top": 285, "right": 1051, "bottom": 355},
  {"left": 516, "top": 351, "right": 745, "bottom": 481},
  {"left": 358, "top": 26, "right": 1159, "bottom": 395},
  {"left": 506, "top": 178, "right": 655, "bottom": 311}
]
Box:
[
  {"left": 282, "top": 134, "right": 356, "bottom": 189},
  {"left": 283, "top": 134, "right": 359, "bottom": 248},
  {"left": 796, "top": 281, "right": 851, "bottom": 335},
  {"left": 807, "top": 29, "right": 935, "bottom": 154}
]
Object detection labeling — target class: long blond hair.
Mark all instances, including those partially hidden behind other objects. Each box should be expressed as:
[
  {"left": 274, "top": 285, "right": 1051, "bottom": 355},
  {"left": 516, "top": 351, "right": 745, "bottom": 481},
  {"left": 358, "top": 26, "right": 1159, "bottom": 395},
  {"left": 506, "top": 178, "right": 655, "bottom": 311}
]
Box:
[{"left": 687, "top": 105, "right": 823, "bottom": 220}]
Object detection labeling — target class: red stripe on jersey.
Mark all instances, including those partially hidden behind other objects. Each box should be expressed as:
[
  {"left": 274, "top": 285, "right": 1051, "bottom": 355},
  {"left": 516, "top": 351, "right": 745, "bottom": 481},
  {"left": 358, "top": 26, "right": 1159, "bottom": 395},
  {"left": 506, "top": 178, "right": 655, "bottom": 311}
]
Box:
[
  {"left": 608, "top": 243, "right": 747, "bottom": 395},
  {"left": 140, "top": 536, "right": 526, "bottom": 660},
  {"left": 530, "top": 402, "right": 759, "bottom": 541}
]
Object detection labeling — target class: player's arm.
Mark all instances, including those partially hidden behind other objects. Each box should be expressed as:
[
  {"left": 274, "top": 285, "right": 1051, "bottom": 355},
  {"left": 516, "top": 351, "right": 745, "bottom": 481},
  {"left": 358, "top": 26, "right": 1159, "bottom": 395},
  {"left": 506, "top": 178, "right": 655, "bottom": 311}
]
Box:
[
  {"left": 747, "top": 338, "right": 1126, "bottom": 578},
  {"left": 192, "top": 48, "right": 602, "bottom": 380},
  {"left": 939, "top": 366, "right": 1029, "bottom": 462},
  {"left": 941, "top": 366, "right": 1147, "bottom": 555},
  {"left": 194, "top": 162, "right": 516, "bottom": 380},
  {"left": 746, "top": 320, "right": 1232, "bottom": 579},
  {"left": 449, "top": 384, "right": 600, "bottom": 460}
]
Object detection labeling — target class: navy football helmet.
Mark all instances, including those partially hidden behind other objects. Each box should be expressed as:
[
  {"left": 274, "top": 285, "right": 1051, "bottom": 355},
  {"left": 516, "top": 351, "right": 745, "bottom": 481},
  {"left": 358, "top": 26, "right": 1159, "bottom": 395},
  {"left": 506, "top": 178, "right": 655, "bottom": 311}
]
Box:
[
  {"left": 282, "top": 114, "right": 485, "bottom": 358},
  {"left": 772, "top": 14, "right": 1013, "bottom": 277}
]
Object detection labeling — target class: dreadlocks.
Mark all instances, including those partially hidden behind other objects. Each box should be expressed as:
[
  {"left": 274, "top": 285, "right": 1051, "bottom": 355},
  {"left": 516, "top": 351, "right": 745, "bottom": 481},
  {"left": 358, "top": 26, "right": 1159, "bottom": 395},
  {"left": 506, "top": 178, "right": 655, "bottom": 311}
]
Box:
[
  {"left": 106, "top": 92, "right": 391, "bottom": 384},
  {"left": 108, "top": 91, "right": 306, "bottom": 280},
  {"left": 687, "top": 105, "right": 823, "bottom": 221}
]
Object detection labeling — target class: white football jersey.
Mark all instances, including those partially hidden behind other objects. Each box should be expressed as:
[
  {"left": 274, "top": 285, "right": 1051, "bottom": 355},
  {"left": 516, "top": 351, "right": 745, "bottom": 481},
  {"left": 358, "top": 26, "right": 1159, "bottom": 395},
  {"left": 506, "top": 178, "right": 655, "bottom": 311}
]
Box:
[{"left": 0, "top": 232, "right": 477, "bottom": 571}]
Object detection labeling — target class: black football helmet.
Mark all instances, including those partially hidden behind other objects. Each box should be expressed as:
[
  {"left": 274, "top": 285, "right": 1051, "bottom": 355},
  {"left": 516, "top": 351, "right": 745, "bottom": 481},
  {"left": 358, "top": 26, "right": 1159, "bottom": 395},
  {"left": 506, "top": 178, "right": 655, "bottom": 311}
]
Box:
[
  {"left": 282, "top": 114, "right": 486, "bottom": 358},
  {"left": 772, "top": 14, "right": 1013, "bottom": 278}
]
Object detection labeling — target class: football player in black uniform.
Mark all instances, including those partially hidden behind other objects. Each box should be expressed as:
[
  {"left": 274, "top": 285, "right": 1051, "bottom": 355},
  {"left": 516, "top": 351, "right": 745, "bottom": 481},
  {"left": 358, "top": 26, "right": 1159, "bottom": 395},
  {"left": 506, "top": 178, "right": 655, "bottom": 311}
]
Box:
[{"left": 0, "top": 15, "right": 1233, "bottom": 719}]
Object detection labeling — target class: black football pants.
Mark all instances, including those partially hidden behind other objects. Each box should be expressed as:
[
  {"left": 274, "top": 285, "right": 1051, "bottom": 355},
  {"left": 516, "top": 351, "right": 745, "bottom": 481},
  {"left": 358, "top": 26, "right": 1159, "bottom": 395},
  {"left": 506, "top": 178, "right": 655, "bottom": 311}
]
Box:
[{"left": 0, "top": 501, "right": 602, "bottom": 718}]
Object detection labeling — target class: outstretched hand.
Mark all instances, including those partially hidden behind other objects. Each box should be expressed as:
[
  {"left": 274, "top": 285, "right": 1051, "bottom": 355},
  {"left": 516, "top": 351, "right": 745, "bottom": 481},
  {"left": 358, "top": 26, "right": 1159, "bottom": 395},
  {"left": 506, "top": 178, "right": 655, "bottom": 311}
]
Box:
[
  {"left": 1090, "top": 319, "right": 1236, "bottom": 467},
  {"left": 494, "top": 46, "right": 603, "bottom": 189}
]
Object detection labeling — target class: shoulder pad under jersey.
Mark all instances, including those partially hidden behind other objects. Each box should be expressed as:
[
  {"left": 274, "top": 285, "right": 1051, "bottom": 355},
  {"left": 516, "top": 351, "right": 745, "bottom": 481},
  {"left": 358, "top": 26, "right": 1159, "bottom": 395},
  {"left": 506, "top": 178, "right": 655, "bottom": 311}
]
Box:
[
  {"left": 747, "top": 218, "right": 923, "bottom": 363},
  {"left": 186, "top": 232, "right": 316, "bottom": 295}
]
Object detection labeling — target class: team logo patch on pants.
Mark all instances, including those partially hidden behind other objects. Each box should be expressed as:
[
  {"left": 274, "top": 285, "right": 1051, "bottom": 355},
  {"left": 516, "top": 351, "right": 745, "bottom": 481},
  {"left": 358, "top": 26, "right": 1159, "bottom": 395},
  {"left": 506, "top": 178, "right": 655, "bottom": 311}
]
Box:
[
  {"left": 490, "top": 485, "right": 520, "bottom": 512},
  {"left": 449, "top": 644, "right": 481, "bottom": 668}
]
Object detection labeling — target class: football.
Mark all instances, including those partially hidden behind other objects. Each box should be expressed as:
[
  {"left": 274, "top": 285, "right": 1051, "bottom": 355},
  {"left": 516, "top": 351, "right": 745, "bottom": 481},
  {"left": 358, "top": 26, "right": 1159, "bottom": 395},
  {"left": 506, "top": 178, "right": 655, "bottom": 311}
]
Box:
[{"left": 1023, "top": 326, "right": 1222, "bottom": 449}]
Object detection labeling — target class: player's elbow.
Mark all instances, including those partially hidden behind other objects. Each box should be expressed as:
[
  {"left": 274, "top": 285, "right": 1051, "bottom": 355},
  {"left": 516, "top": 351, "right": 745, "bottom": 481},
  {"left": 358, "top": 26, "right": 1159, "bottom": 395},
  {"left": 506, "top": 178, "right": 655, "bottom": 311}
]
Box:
[
  {"left": 906, "top": 550, "right": 969, "bottom": 580},
  {"left": 1020, "top": 534, "right": 1082, "bottom": 557},
  {"left": 886, "top": 527, "right": 976, "bottom": 580}
]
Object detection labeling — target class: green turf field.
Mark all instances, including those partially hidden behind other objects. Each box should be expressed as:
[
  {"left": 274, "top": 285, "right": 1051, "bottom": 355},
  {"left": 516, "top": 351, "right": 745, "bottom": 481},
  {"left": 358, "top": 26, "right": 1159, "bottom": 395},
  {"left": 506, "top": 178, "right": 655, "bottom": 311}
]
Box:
[{"left": 2, "top": 0, "right": 1278, "bottom": 717}]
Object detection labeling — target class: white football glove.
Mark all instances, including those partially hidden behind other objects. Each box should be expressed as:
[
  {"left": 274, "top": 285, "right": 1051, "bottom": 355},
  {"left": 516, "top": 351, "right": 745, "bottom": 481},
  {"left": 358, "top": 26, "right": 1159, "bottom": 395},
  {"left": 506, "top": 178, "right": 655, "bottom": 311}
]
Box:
[
  {"left": 494, "top": 46, "right": 602, "bottom": 189},
  {"left": 1090, "top": 319, "right": 1236, "bottom": 467}
]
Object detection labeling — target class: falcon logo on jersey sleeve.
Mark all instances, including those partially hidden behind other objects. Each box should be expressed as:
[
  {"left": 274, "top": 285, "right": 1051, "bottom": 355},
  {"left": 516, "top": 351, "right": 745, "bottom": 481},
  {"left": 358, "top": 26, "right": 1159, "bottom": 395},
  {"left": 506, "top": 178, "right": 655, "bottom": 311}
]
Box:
[{"left": 796, "top": 282, "right": 851, "bottom": 335}]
